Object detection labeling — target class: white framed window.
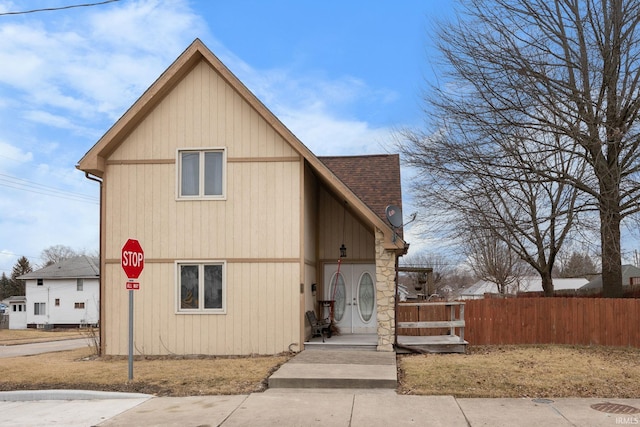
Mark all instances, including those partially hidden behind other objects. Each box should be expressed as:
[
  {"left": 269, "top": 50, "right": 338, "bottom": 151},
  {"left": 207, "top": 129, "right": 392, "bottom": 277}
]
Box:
[
  {"left": 77, "top": 278, "right": 84, "bottom": 291},
  {"left": 34, "top": 302, "right": 46, "bottom": 316},
  {"left": 176, "top": 261, "right": 225, "bottom": 313},
  {"left": 177, "top": 149, "right": 226, "bottom": 199}
]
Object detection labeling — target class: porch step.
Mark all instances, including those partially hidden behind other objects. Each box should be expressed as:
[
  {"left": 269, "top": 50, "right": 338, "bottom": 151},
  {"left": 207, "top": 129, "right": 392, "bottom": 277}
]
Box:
[
  {"left": 303, "top": 333, "right": 378, "bottom": 352},
  {"left": 304, "top": 342, "right": 378, "bottom": 352},
  {"left": 268, "top": 350, "right": 397, "bottom": 389},
  {"left": 396, "top": 335, "right": 468, "bottom": 354}
]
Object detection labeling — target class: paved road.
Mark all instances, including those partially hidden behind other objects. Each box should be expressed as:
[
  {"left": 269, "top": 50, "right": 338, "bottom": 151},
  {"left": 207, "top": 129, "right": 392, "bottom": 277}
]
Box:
[{"left": 0, "top": 338, "right": 91, "bottom": 358}]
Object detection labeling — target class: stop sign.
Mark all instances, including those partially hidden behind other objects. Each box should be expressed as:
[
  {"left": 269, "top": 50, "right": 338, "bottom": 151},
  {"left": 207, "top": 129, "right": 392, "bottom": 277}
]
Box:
[{"left": 122, "top": 239, "right": 144, "bottom": 279}]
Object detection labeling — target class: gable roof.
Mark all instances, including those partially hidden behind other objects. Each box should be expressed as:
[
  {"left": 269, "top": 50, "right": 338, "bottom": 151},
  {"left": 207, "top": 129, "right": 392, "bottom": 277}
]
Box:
[
  {"left": 580, "top": 264, "right": 640, "bottom": 290},
  {"left": 18, "top": 256, "right": 100, "bottom": 280},
  {"left": 76, "top": 38, "right": 406, "bottom": 252},
  {"left": 460, "top": 276, "right": 589, "bottom": 298},
  {"left": 320, "top": 155, "right": 403, "bottom": 233}
]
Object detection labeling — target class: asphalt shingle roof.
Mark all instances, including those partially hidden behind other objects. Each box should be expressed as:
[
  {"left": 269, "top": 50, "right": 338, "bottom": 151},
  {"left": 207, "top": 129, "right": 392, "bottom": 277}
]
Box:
[
  {"left": 320, "top": 154, "right": 403, "bottom": 233},
  {"left": 580, "top": 264, "right": 640, "bottom": 290},
  {"left": 18, "top": 256, "right": 99, "bottom": 280}
]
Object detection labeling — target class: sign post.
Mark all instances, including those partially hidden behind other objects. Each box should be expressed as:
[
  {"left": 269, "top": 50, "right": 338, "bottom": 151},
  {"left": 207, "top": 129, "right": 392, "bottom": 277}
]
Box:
[{"left": 121, "top": 239, "right": 144, "bottom": 381}]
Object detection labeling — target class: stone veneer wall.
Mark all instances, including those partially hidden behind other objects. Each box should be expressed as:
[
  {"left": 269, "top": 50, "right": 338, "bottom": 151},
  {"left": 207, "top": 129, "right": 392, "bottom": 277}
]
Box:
[{"left": 375, "top": 228, "right": 397, "bottom": 351}]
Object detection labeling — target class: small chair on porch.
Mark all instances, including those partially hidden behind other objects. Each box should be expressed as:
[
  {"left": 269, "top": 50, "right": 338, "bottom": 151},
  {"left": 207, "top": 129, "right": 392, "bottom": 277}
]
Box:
[{"left": 306, "top": 310, "right": 332, "bottom": 342}]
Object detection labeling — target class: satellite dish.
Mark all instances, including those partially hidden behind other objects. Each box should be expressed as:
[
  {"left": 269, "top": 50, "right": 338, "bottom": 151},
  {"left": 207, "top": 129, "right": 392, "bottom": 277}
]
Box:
[{"left": 385, "top": 205, "right": 403, "bottom": 228}]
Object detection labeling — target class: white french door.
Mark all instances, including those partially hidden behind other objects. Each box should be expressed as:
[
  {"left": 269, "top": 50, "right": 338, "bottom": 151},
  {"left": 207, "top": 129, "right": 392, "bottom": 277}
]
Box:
[{"left": 324, "top": 263, "right": 377, "bottom": 334}]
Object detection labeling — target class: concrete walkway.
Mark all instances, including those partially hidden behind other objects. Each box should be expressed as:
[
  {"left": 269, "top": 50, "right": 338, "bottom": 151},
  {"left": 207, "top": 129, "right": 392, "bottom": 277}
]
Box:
[
  {"left": 268, "top": 350, "right": 397, "bottom": 389},
  {"left": 1, "top": 389, "right": 638, "bottom": 426}
]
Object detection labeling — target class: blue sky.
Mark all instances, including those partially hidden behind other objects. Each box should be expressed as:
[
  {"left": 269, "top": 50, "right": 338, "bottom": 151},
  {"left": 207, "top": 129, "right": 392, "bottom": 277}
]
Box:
[{"left": 0, "top": 0, "right": 456, "bottom": 275}]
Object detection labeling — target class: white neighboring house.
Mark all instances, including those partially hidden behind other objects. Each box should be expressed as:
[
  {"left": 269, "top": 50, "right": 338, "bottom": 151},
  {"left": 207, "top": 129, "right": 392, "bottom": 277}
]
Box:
[
  {"left": 18, "top": 256, "right": 99, "bottom": 328},
  {"left": 459, "top": 276, "right": 589, "bottom": 299}
]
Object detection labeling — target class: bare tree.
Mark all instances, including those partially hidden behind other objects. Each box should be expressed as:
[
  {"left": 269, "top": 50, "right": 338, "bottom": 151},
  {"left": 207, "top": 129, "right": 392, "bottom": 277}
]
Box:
[
  {"left": 400, "top": 252, "right": 455, "bottom": 296},
  {"left": 403, "top": 0, "right": 640, "bottom": 297},
  {"left": 466, "top": 231, "right": 531, "bottom": 294},
  {"left": 40, "top": 245, "right": 79, "bottom": 267},
  {"left": 402, "top": 111, "right": 586, "bottom": 296}
]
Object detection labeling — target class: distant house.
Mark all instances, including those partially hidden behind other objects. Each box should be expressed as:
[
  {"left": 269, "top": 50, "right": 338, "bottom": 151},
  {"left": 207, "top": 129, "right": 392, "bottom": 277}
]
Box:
[
  {"left": 459, "top": 276, "right": 589, "bottom": 299},
  {"left": 18, "top": 256, "right": 99, "bottom": 328},
  {"left": 580, "top": 264, "right": 640, "bottom": 291},
  {"left": 458, "top": 280, "right": 503, "bottom": 300},
  {"left": 76, "top": 39, "right": 407, "bottom": 356}
]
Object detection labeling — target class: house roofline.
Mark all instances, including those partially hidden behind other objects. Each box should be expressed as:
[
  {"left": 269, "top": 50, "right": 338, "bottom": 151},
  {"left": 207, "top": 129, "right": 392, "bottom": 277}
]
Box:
[{"left": 76, "top": 39, "right": 406, "bottom": 251}]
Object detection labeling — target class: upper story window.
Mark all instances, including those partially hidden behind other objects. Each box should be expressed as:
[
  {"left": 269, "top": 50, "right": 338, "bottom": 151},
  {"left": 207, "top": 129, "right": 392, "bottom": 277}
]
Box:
[
  {"left": 77, "top": 278, "right": 84, "bottom": 291},
  {"left": 37, "top": 279, "right": 43, "bottom": 286},
  {"left": 178, "top": 149, "right": 225, "bottom": 199}
]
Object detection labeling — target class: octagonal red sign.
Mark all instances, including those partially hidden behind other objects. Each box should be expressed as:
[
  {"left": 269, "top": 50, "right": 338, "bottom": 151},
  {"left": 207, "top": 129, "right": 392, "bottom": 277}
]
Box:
[{"left": 121, "top": 239, "right": 144, "bottom": 279}]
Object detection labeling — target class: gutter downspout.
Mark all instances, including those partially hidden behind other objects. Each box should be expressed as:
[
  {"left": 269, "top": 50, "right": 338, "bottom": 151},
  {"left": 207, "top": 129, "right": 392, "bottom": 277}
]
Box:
[{"left": 84, "top": 172, "right": 103, "bottom": 356}]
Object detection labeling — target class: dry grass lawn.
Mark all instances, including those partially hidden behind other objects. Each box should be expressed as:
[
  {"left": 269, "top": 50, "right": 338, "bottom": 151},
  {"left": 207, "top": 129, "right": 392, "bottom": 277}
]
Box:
[
  {"left": 3, "top": 330, "right": 640, "bottom": 397},
  {"left": 1, "top": 348, "right": 291, "bottom": 396},
  {"left": 0, "top": 329, "right": 291, "bottom": 396},
  {"left": 399, "top": 345, "right": 640, "bottom": 398}
]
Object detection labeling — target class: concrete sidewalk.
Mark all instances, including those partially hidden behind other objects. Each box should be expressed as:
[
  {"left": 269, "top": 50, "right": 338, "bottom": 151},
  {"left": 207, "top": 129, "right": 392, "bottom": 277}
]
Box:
[
  {"left": 1, "top": 389, "right": 639, "bottom": 426},
  {"left": 0, "top": 338, "right": 91, "bottom": 358}
]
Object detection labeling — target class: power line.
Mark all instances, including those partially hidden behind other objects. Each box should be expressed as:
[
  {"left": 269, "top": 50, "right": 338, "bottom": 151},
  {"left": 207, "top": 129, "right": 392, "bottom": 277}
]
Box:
[
  {"left": 0, "top": 173, "right": 99, "bottom": 204},
  {"left": 0, "top": 0, "right": 121, "bottom": 16}
]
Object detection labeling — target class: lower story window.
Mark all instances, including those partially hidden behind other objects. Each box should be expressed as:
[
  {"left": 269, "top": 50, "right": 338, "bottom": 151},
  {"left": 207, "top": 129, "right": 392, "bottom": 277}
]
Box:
[
  {"left": 74, "top": 302, "right": 85, "bottom": 309},
  {"left": 34, "top": 302, "right": 46, "bottom": 315},
  {"left": 177, "top": 261, "right": 225, "bottom": 313}
]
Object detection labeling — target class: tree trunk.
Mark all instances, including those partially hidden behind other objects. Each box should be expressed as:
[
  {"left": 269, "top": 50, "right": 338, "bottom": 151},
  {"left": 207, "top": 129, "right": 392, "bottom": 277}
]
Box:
[
  {"left": 600, "top": 197, "right": 623, "bottom": 298},
  {"left": 540, "top": 270, "right": 554, "bottom": 297}
]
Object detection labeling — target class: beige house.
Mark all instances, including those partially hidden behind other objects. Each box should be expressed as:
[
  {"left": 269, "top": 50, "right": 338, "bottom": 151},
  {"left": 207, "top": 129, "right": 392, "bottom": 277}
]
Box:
[{"left": 77, "top": 39, "right": 407, "bottom": 356}]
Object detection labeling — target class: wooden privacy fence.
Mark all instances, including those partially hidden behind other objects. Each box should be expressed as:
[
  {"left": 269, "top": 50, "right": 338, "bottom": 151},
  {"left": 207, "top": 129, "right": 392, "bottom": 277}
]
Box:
[{"left": 398, "top": 298, "right": 640, "bottom": 347}]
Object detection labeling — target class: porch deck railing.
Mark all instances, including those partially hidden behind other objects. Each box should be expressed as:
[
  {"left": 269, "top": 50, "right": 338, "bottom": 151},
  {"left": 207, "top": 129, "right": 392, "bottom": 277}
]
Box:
[{"left": 397, "top": 301, "right": 466, "bottom": 342}]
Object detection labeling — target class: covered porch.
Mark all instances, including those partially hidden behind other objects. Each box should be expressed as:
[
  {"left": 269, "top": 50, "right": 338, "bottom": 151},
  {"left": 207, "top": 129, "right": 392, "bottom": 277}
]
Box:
[{"left": 304, "top": 301, "right": 468, "bottom": 354}]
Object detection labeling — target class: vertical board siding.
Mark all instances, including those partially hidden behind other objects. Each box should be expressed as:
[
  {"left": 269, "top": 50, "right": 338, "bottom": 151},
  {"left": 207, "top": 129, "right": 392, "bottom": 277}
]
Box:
[
  {"left": 102, "top": 58, "right": 303, "bottom": 355},
  {"left": 318, "top": 187, "right": 374, "bottom": 261},
  {"left": 448, "top": 298, "right": 640, "bottom": 347},
  {"left": 105, "top": 262, "right": 300, "bottom": 355}
]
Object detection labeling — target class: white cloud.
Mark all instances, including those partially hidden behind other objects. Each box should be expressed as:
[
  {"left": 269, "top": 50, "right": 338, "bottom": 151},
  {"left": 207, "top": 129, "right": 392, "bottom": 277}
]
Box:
[
  {"left": 279, "top": 110, "right": 393, "bottom": 155},
  {"left": 0, "top": 141, "right": 33, "bottom": 171},
  {"left": 214, "top": 53, "right": 399, "bottom": 155},
  {"left": 0, "top": 0, "right": 207, "bottom": 123}
]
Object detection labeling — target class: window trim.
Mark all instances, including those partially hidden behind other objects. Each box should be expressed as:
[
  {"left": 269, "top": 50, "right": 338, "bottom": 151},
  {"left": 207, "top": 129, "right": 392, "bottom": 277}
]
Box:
[
  {"left": 175, "top": 260, "right": 226, "bottom": 314},
  {"left": 176, "top": 148, "right": 227, "bottom": 200}
]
